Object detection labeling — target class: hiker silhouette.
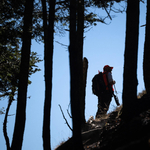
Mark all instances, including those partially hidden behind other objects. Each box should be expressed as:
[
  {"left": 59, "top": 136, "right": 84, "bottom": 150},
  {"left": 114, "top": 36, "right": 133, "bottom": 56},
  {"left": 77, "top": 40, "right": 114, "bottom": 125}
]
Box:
[{"left": 92, "top": 65, "right": 116, "bottom": 118}]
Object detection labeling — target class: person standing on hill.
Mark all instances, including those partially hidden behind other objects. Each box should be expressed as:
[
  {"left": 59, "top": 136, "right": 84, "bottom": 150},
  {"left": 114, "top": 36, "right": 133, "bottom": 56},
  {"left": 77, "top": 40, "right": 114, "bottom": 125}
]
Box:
[{"left": 96, "top": 65, "right": 116, "bottom": 118}]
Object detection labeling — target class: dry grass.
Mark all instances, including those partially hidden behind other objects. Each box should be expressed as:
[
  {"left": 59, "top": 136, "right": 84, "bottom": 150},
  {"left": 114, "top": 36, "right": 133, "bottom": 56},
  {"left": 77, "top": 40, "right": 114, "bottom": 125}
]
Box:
[
  {"left": 54, "top": 140, "right": 65, "bottom": 150},
  {"left": 137, "top": 90, "right": 146, "bottom": 99},
  {"left": 113, "top": 105, "right": 122, "bottom": 113}
]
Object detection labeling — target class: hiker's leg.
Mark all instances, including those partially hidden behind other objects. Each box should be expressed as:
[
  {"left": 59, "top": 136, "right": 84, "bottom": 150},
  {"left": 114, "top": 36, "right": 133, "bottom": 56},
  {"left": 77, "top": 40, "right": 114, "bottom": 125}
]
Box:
[
  {"left": 103, "top": 92, "right": 112, "bottom": 113},
  {"left": 96, "top": 96, "right": 105, "bottom": 118},
  {"left": 96, "top": 95, "right": 107, "bottom": 118}
]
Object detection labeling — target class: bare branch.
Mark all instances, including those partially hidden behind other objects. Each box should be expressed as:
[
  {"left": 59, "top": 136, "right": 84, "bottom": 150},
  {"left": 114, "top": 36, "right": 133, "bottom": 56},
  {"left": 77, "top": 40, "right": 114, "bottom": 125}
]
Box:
[
  {"left": 140, "top": 0, "right": 145, "bottom": 3},
  {"left": 104, "top": 7, "right": 112, "bottom": 20},
  {"left": 58, "top": 104, "right": 73, "bottom": 131},
  {"left": 140, "top": 24, "right": 146, "bottom": 27},
  {"left": 67, "top": 103, "right": 72, "bottom": 118},
  {"left": 55, "top": 41, "right": 68, "bottom": 49}
]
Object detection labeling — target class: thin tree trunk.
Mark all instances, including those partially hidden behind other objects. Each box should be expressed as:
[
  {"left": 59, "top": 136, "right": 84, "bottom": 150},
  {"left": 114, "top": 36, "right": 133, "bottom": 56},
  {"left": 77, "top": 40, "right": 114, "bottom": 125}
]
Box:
[
  {"left": 3, "top": 95, "right": 14, "bottom": 150},
  {"left": 69, "top": 0, "right": 84, "bottom": 149},
  {"left": 42, "top": 0, "right": 56, "bottom": 149},
  {"left": 41, "top": 0, "right": 49, "bottom": 149},
  {"left": 77, "top": 0, "right": 86, "bottom": 126},
  {"left": 143, "top": 0, "right": 150, "bottom": 95},
  {"left": 122, "top": 0, "right": 139, "bottom": 119},
  {"left": 82, "top": 57, "right": 88, "bottom": 126},
  {"left": 11, "top": 0, "right": 34, "bottom": 149}
]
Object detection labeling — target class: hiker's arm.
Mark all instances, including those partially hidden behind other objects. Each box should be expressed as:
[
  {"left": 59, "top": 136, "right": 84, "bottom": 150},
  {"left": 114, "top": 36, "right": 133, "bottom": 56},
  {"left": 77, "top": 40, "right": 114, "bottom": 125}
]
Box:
[{"left": 107, "top": 72, "right": 116, "bottom": 85}]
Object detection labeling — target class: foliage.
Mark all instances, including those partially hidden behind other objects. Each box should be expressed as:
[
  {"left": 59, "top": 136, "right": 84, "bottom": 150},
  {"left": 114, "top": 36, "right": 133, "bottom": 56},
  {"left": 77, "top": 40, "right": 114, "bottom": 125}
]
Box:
[
  {"left": 54, "top": 0, "right": 126, "bottom": 35},
  {"left": 89, "top": 0, "right": 124, "bottom": 8},
  {"left": 0, "top": 0, "right": 126, "bottom": 43},
  {"left": 0, "top": 48, "right": 42, "bottom": 98},
  {"left": 0, "top": 49, "right": 20, "bottom": 96},
  {"left": 0, "top": 107, "right": 5, "bottom": 114},
  {"left": 0, "top": 49, "right": 42, "bottom": 98},
  {"left": 55, "top": 1, "right": 102, "bottom": 32},
  {"left": 0, "top": 0, "right": 42, "bottom": 98},
  {"left": 0, "top": 0, "right": 43, "bottom": 43},
  {"left": 0, "top": 0, "right": 25, "bottom": 46},
  {"left": 10, "top": 0, "right": 34, "bottom": 149}
]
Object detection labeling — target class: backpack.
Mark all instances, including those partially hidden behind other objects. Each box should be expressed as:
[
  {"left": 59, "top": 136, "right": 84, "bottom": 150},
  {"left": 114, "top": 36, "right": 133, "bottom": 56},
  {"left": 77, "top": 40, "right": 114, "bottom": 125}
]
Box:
[{"left": 92, "top": 72, "right": 106, "bottom": 96}]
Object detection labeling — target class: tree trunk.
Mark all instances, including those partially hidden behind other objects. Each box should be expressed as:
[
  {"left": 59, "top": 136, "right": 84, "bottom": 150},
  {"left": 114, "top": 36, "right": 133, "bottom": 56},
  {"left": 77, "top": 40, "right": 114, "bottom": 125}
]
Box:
[
  {"left": 11, "top": 0, "right": 34, "bottom": 149},
  {"left": 82, "top": 57, "right": 88, "bottom": 125},
  {"left": 3, "top": 98, "right": 11, "bottom": 150},
  {"left": 3, "top": 94, "right": 14, "bottom": 150},
  {"left": 42, "top": 0, "right": 56, "bottom": 149},
  {"left": 69, "top": 0, "right": 84, "bottom": 149},
  {"left": 77, "top": 0, "right": 86, "bottom": 127},
  {"left": 122, "top": 0, "right": 139, "bottom": 119},
  {"left": 143, "top": 0, "right": 150, "bottom": 95}
]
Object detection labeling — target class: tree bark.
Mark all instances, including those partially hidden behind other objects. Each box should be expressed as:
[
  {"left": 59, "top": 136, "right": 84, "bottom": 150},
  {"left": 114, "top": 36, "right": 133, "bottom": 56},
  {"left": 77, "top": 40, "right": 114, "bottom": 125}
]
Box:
[
  {"left": 143, "top": 0, "right": 150, "bottom": 95},
  {"left": 69, "top": 0, "right": 84, "bottom": 149},
  {"left": 42, "top": 0, "right": 56, "bottom": 149},
  {"left": 11, "top": 0, "right": 34, "bottom": 149},
  {"left": 77, "top": 0, "right": 86, "bottom": 127},
  {"left": 122, "top": 0, "right": 139, "bottom": 119},
  {"left": 3, "top": 95, "right": 13, "bottom": 150},
  {"left": 82, "top": 57, "right": 88, "bottom": 125}
]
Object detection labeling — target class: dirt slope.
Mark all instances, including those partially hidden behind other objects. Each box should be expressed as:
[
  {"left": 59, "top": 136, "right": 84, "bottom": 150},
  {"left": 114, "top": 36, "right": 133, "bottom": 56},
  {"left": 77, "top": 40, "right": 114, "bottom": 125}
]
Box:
[{"left": 56, "top": 94, "right": 150, "bottom": 150}]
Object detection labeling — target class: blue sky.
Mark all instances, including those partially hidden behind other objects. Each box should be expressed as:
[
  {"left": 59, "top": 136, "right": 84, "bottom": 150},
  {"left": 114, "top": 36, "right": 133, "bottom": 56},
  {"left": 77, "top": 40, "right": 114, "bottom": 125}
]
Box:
[{"left": 0, "top": 1, "right": 147, "bottom": 150}]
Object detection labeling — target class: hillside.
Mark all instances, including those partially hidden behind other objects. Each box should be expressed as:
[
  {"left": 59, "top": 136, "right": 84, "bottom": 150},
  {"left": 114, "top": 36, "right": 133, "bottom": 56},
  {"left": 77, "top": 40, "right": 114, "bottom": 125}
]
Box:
[{"left": 56, "top": 93, "right": 150, "bottom": 150}]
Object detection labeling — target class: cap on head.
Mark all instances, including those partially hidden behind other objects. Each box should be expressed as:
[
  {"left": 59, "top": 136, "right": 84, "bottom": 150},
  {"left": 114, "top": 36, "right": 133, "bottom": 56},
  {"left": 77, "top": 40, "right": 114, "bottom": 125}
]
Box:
[{"left": 103, "top": 65, "right": 113, "bottom": 72}]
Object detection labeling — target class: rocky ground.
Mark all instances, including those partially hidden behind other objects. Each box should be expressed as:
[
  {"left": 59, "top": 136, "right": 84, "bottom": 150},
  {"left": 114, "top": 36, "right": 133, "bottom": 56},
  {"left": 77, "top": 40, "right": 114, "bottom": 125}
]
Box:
[
  {"left": 56, "top": 94, "right": 150, "bottom": 150},
  {"left": 83, "top": 107, "right": 150, "bottom": 150}
]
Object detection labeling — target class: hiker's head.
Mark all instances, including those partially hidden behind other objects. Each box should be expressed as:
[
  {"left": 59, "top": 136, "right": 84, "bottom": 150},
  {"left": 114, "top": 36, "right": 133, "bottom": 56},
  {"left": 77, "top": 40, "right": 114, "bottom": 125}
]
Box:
[{"left": 103, "top": 65, "right": 113, "bottom": 72}]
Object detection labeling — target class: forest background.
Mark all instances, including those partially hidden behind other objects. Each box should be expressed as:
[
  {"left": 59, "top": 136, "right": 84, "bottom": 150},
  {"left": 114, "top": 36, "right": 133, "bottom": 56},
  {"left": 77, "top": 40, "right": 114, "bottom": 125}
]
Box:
[{"left": 0, "top": 0, "right": 147, "bottom": 150}]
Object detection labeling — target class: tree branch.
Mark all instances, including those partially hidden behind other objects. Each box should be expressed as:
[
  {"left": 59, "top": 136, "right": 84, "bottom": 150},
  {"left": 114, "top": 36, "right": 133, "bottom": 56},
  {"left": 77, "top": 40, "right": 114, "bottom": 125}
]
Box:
[
  {"left": 55, "top": 41, "right": 68, "bottom": 49},
  {"left": 58, "top": 104, "right": 73, "bottom": 131},
  {"left": 67, "top": 103, "right": 72, "bottom": 118}
]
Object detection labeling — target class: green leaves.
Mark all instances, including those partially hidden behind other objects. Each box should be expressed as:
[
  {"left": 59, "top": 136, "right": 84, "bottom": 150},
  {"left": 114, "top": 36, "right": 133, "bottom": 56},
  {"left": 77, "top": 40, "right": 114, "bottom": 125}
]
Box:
[
  {"left": 0, "top": 0, "right": 43, "bottom": 98},
  {"left": 0, "top": 49, "right": 42, "bottom": 97},
  {"left": 29, "top": 51, "right": 42, "bottom": 76}
]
